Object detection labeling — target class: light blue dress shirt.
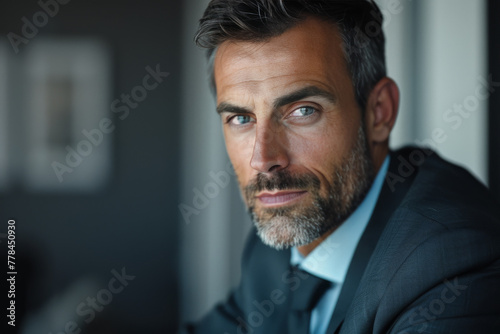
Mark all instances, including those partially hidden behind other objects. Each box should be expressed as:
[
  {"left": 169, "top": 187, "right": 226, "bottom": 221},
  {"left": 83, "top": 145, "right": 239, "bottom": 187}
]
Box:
[{"left": 290, "top": 156, "right": 390, "bottom": 334}]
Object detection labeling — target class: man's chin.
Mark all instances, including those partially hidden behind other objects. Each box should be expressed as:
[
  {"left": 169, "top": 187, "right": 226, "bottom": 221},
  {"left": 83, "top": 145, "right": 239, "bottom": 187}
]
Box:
[{"left": 253, "top": 214, "right": 324, "bottom": 250}]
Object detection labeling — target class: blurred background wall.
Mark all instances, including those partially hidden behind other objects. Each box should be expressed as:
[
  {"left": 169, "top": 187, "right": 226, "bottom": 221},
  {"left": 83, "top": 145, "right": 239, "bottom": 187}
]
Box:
[
  {"left": 0, "top": 1, "right": 182, "bottom": 333},
  {"left": 0, "top": 0, "right": 498, "bottom": 333}
]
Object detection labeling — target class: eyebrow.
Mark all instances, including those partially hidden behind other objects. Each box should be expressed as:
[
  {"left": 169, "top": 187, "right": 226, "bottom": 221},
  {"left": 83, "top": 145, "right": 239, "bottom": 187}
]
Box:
[
  {"left": 216, "top": 85, "right": 336, "bottom": 115},
  {"left": 216, "top": 102, "right": 251, "bottom": 115},
  {"left": 272, "top": 86, "right": 337, "bottom": 109}
]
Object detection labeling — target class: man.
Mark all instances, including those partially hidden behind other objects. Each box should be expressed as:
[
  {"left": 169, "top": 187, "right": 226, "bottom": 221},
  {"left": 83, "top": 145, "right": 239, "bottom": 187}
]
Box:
[{"left": 183, "top": 0, "right": 500, "bottom": 333}]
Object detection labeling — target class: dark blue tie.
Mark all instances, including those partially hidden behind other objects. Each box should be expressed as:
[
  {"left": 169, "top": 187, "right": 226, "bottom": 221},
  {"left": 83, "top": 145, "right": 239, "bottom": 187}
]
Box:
[{"left": 288, "top": 266, "right": 332, "bottom": 334}]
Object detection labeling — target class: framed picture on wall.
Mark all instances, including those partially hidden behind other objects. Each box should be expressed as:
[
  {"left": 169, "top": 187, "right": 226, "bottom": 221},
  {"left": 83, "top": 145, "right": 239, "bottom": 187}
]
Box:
[{"left": 24, "top": 38, "right": 112, "bottom": 192}]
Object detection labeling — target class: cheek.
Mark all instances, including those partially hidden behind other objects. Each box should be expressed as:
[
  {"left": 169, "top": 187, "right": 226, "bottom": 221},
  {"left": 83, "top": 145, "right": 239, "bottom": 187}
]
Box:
[
  {"left": 286, "top": 116, "right": 360, "bottom": 189},
  {"left": 287, "top": 121, "right": 347, "bottom": 166},
  {"left": 224, "top": 134, "right": 255, "bottom": 186}
]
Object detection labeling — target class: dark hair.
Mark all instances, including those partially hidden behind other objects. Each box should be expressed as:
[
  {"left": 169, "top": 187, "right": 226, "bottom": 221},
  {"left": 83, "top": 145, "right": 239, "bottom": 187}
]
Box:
[{"left": 194, "top": 0, "right": 386, "bottom": 112}]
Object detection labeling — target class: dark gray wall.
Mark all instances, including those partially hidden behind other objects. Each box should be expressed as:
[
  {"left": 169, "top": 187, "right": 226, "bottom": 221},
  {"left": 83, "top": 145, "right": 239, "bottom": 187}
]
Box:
[
  {"left": 489, "top": 0, "right": 500, "bottom": 203},
  {"left": 0, "top": 1, "right": 182, "bottom": 332}
]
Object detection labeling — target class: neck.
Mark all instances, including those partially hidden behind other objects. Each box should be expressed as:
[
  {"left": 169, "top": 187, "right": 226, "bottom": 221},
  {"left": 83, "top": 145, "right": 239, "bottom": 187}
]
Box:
[
  {"left": 297, "top": 227, "right": 336, "bottom": 257},
  {"left": 371, "top": 143, "right": 389, "bottom": 175}
]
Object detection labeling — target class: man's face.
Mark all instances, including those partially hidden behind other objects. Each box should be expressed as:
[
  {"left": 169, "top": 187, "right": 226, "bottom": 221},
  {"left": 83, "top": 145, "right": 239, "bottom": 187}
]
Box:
[{"left": 214, "top": 18, "right": 375, "bottom": 250}]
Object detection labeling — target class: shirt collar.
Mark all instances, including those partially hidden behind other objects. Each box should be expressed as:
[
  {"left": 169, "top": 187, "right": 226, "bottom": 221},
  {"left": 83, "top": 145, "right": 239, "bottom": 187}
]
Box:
[{"left": 290, "top": 155, "right": 390, "bottom": 284}]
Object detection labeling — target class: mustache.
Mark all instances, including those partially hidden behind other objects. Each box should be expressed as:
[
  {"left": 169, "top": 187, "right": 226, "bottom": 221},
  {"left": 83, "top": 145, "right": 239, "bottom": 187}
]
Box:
[{"left": 244, "top": 170, "right": 320, "bottom": 197}]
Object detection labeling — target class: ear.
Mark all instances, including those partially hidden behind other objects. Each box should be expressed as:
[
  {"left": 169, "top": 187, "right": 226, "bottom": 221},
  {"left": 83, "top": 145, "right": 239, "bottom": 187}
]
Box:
[{"left": 364, "top": 77, "right": 399, "bottom": 145}]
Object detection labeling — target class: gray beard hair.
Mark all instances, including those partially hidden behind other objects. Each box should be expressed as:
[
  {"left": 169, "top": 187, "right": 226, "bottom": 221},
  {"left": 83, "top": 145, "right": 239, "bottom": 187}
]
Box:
[{"left": 247, "top": 126, "right": 375, "bottom": 250}]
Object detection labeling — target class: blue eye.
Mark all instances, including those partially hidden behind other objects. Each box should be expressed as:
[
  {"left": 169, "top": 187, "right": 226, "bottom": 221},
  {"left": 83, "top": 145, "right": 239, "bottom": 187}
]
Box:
[
  {"left": 291, "top": 106, "right": 316, "bottom": 117},
  {"left": 230, "top": 115, "right": 253, "bottom": 125}
]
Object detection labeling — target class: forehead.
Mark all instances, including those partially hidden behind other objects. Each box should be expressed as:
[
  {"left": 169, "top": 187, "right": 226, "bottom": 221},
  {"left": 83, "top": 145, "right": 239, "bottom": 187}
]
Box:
[{"left": 213, "top": 17, "right": 351, "bottom": 98}]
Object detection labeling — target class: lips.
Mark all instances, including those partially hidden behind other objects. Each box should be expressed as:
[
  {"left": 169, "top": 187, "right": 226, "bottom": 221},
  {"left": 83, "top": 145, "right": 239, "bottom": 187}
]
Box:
[{"left": 256, "top": 191, "right": 307, "bottom": 206}]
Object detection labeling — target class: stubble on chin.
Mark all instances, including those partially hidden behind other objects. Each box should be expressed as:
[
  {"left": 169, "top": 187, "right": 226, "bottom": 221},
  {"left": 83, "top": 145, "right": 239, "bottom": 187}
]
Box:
[{"left": 251, "top": 199, "right": 330, "bottom": 250}]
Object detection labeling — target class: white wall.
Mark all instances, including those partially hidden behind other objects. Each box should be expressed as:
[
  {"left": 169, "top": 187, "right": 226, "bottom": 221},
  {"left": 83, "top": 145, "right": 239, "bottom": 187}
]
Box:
[{"left": 381, "top": 0, "right": 487, "bottom": 183}]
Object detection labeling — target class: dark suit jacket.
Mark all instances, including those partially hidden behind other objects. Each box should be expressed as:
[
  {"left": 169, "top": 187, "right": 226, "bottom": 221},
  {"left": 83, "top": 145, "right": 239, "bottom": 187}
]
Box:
[{"left": 183, "top": 147, "right": 500, "bottom": 333}]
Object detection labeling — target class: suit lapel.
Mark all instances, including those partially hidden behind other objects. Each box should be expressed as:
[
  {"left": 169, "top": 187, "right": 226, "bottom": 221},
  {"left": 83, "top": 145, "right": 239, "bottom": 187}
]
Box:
[{"left": 326, "top": 149, "right": 417, "bottom": 333}]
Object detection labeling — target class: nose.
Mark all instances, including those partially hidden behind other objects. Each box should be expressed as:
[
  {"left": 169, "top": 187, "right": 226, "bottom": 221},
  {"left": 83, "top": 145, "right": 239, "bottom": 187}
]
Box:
[{"left": 250, "top": 123, "right": 289, "bottom": 173}]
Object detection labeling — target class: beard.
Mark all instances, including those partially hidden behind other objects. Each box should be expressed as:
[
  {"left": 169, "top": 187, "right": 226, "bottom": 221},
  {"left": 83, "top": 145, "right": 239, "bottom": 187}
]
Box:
[{"left": 243, "top": 125, "right": 375, "bottom": 250}]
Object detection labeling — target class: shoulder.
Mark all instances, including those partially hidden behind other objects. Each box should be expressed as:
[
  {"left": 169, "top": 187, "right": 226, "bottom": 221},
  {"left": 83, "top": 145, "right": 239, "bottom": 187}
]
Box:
[
  {"left": 377, "top": 147, "right": 500, "bottom": 279},
  {"left": 358, "top": 147, "right": 500, "bottom": 332},
  {"left": 381, "top": 147, "right": 500, "bottom": 276},
  {"left": 389, "top": 146, "right": 500, "bottom": 233}
]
